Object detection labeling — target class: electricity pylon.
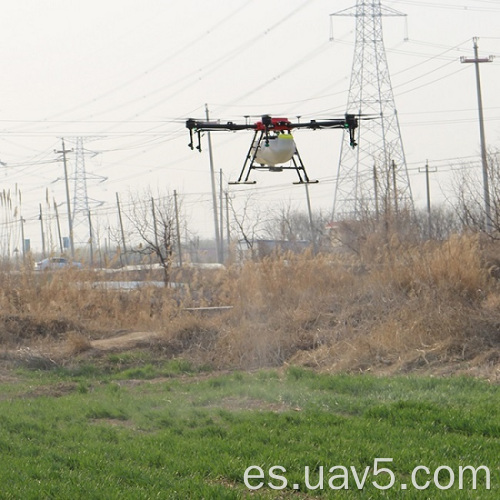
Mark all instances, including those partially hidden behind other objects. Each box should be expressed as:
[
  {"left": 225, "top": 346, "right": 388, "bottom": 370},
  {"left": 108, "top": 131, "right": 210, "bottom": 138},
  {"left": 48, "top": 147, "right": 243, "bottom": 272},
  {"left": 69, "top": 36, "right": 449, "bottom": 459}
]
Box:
[
  {"left": 332, "top": 0, "right": 413, "bottom": 219},
  {"left": 72, "top": 137, "right": 91, "bottom": 229},
  {"left": 71, "top": 137, "right": 106, "bottom": 245}
]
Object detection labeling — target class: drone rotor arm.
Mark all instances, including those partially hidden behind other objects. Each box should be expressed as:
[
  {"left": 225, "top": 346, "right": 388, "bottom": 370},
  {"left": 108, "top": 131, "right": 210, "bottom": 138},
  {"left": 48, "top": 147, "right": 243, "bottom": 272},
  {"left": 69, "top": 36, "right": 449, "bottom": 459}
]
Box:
[
  {"left": 286, "top": 114, "right": 359, "bottom": 131},
  {"left": 186, "top": 119, "right": 254, "bottom": 151},
  {"left": 287, "top": 120, "right": 348, "bottom": 130},
  {"left": 186, "top": 119, "right": 254, "bottom": 132},
  {"left": 285, "top": 115, "right": 359, "bottom": 148}
]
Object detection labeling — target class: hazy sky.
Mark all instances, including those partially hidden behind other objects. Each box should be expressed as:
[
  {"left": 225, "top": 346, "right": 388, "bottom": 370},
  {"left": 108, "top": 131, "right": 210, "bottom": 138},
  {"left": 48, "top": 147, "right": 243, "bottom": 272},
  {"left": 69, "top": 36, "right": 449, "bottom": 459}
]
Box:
[{"left": 1, "top": 0, "right": 500, "bottom": 251}]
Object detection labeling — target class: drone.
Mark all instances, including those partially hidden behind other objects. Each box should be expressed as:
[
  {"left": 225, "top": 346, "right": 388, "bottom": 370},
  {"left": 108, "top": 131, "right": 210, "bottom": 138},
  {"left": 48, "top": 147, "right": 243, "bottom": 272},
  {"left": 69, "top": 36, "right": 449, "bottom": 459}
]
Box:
[{"left": 186, "top": 113, "right": 360, "bottom": 184}]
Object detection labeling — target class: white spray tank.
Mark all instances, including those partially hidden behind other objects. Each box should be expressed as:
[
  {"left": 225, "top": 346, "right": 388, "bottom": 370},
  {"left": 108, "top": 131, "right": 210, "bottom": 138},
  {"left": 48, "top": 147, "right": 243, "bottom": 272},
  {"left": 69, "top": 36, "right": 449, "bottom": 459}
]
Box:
[{"left": 254, "top": 133, "right": 296, "bottom": 167}]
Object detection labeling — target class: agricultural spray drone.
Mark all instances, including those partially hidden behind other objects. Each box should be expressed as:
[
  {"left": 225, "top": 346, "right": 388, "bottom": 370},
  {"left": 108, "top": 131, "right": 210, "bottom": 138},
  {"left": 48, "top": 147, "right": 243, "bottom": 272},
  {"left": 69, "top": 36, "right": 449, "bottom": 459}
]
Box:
[{"left": 186, "top": 113, "right": 361, "bottom": 184}]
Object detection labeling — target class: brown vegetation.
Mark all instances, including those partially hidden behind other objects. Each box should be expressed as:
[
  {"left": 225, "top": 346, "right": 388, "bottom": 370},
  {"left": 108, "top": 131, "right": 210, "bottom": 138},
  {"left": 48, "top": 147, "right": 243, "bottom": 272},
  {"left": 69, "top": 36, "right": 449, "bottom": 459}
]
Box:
[{"left": 1, "top": 233, "right": 500, "bottom": 379}]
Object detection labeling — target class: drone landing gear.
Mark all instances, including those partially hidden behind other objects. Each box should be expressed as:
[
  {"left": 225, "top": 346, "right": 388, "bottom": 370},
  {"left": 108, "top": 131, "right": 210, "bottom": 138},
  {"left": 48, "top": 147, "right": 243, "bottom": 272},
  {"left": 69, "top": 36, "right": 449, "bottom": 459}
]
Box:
[
  {"left": 229, "top": 131, "right": 318, "bottom": 185},
  {"left": 290, "top": 151, "right": 319, "bottom": 185}
]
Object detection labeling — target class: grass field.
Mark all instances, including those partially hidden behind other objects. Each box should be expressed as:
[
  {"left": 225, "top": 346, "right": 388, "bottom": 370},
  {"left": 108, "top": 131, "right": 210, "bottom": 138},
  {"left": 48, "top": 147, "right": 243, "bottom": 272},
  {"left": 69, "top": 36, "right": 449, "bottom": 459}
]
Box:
[{"left": 0, "top": 363, "right": 498, "bottom": 498}]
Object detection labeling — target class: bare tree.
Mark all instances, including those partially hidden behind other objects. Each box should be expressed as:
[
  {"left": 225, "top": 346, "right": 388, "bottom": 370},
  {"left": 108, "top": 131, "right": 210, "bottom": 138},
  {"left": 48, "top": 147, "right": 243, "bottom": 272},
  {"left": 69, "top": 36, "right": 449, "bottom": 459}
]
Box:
[
  {"left": 454, "top": 149, "right": 500, "bottom": 236},
  {"left": 262, "top": 202, "right": 333, "bottom": 252},
  {"left": 411, "top": 205, "right": 462, "bottom": 241},
  {"left": 125, "top": 189, "right": 180, "bottom": 283},
  {"left": 263, "top": 203, "right": 311, "bottom": 242},
  {"left": 228, "top": 192, "right": 265, "bottom": 260}
]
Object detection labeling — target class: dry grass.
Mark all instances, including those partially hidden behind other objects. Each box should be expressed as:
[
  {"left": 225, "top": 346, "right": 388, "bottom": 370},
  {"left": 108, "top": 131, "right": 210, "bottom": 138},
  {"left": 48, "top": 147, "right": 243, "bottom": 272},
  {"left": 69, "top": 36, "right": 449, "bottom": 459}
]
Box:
[
  {"left": 1, "top": 234, "right": 500, "bottom": 377},
  {"left": 65, "top": 332, "right": 92, "bottom": 355}
]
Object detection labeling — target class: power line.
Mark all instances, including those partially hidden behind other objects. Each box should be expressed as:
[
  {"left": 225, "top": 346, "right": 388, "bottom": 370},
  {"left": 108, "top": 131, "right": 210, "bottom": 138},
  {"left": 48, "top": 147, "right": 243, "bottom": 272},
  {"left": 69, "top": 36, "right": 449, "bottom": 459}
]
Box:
[
  {"left": 389, "top": 0, "right": 500, "bottom": 12},
  {"left": 5, "top": 3, "right": 253, "bottom": 134}
]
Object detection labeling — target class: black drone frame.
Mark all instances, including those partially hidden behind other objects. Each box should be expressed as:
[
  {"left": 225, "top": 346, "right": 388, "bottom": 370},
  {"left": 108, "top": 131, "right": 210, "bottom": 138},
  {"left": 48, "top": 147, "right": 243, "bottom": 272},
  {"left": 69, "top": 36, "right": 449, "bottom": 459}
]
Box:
[{"left": 186, "top": 114, "right": 359, "bottom": 184}]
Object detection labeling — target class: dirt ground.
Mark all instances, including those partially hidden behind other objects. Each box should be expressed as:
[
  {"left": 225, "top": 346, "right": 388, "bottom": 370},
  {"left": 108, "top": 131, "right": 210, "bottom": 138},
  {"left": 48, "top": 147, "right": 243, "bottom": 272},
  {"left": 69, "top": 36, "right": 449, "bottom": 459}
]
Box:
[{"left": 0, "top": 329, "right": 498, "bottom": 383}]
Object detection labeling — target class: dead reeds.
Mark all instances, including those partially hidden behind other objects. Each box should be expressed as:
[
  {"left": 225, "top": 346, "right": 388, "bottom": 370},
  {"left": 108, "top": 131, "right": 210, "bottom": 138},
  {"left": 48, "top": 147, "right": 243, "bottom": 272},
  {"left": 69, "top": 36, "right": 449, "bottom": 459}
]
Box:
[{"left": 1, "top": 233, "right": 499, "bottom": 376}]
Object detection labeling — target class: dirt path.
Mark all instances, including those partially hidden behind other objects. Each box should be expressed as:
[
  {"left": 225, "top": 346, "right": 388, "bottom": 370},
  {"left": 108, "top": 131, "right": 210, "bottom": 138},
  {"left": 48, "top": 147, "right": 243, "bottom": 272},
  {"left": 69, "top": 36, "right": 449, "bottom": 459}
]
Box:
[
  {"left": 0, "top": 330, "right": 163, "bottom": 366},
  {"left": 90, "top": 331, "right": 161, "bottom": 351}
]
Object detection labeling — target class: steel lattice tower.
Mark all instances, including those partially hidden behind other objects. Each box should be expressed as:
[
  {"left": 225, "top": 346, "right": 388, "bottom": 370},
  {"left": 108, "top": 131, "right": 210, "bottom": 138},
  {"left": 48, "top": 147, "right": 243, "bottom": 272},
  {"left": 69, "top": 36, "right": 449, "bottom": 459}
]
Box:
[
  {"left": 72, "top": 137, "right": 90, "bottom": 230},
  {"left": 71, "top": 137, "right": 105, "bottom": 243},
  {"left": 332, "top": 0, "right": 413, "bottom": 219}
]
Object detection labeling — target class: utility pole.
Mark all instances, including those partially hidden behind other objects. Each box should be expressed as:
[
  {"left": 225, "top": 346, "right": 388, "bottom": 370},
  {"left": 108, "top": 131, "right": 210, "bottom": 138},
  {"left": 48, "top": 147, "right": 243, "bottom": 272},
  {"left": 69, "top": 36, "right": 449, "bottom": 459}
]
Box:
[
  {"left": 461, "top": 37, "right": 494, "bottom": 232},
  {"left": 116, "top": 192, "right": 128, "bottom": 265},
  {"left": 424, "top": 161, "right": 431, "bottom": 217},
  {"left": 53, "top": 198, "right": 64, "bottom": 253},
  {"left": 225, "top": 191, "right": 230, "bottom": 249},
  {"left": 418, "top": 161, "right": 437, "bottom": 239},
  {"left": 205, "top": 104, "right": 222, "bottom": 263},
  {"left": 20, "top": 216, "right": 26, "bottom": 262},
  {"left": 304, "top": 183, "right": 317, "bottom": 254},
  {"left": 55, "top": 139, "right": 74, "bottom": 257},
  {"left": 219, "top": 169, "right": 224, "bottom": 262},
  {"left": 39, "top": 204, "right": 46, "bottom": 258}
]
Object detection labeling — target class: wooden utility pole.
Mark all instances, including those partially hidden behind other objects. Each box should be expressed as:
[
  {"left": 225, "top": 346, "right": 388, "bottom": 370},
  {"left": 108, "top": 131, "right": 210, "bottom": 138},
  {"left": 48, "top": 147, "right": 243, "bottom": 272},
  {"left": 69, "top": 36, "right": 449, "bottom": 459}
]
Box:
[
  {"left": 304, "top": 182, "right": 317, "bottom": 254},
  {"left": 55, "top": 139, "right": 75, "bottom": 257},
  {"left": 225, "top": 191, "right": 230, "bottom": 248},
  {"left": 20, "top": 216, "right": 26, "bottom": 262},
  {"left": 116, "top": 192, "right": 128, "bottom": 265},
  {"left": 419, "top": 161, "right": 437, "bottom": 239},
  {"left": 39, "top": 204, "right": 46, "bottom": 258},
  {"left": 53, "top": 198, "right": 63, "bottom": 253},
  {"left": 205, "top": 104, "right": 222, "bottom": 263},
  {"left": 219, "top": 169, "right": 224, "bottom": 262},
  {"left": 461, "top": 37, "right": 494, "bottom": 231}
]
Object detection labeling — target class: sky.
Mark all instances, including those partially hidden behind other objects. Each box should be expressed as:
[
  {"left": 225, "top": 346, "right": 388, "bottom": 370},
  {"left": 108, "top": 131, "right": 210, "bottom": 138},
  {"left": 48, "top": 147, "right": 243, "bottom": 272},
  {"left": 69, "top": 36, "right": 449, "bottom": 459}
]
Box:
[{"left": 1, "top": 0, "right": 500, "bottom": 254}]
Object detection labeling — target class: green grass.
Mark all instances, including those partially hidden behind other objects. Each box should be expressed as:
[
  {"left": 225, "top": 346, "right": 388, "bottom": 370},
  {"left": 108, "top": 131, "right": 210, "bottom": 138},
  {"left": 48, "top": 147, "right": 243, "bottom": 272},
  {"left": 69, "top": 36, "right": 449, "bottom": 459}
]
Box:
[{"left": 0, "top": 366, "right": 498, "bottom": 498}]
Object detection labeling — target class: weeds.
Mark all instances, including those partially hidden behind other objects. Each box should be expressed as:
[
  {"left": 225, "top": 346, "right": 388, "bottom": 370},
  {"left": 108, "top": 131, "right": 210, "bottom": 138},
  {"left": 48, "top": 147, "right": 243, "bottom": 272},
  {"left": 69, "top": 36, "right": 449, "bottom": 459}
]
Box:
[{"left": 0, "top": 234, "right": 500, "bottom": 377}]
